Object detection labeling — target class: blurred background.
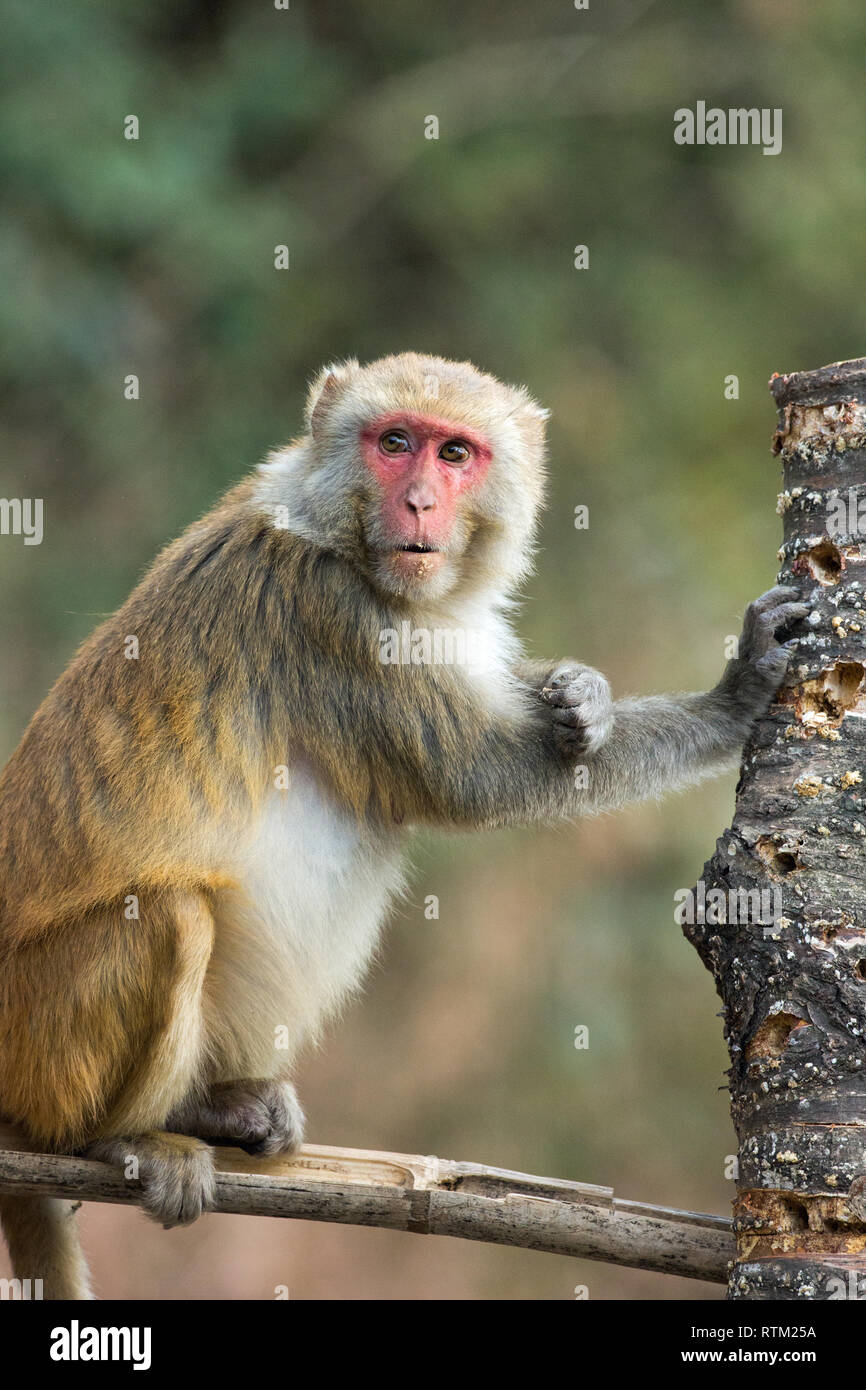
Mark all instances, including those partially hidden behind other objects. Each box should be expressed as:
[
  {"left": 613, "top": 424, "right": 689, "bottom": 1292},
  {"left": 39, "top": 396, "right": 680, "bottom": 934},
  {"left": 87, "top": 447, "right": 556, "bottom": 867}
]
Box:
[{"left": 1, "top": 0, "right": 864, "bottom": 1299}]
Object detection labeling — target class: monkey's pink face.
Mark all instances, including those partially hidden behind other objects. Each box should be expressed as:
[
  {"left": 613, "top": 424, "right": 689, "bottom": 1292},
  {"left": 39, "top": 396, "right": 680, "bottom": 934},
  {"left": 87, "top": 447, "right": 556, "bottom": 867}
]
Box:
[{"left": 360, "top": 411, "right": 492, "bottom": 597}]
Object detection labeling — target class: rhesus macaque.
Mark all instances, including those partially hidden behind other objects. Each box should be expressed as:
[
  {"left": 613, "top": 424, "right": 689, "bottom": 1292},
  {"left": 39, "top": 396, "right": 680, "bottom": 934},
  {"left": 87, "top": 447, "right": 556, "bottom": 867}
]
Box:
[{"left": 0, "top": 353, "right": 805, "bottom": 1298}]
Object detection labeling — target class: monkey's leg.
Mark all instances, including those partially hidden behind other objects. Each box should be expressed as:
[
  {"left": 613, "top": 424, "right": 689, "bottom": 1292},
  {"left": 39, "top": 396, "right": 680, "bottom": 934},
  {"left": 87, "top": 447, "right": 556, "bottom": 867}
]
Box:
[
  {"left": 0, "top": 890, "right": 216, "bottom": 1287},
  {"left": 0, "top": 890, "right": 215, "bottom": 1147},
  {"left": 83, "top": 890, "right": 219, "bottom": 1226},
  {"left": 167, "top": 1077, "right": 305, "bottom": 1156}
]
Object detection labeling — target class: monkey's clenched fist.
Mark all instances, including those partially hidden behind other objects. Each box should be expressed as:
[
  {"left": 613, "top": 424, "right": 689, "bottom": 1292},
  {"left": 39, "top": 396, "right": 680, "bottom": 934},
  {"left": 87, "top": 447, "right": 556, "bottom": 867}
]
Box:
[{"left": 540, "top": 665, "right": 614, "bottom": 756}]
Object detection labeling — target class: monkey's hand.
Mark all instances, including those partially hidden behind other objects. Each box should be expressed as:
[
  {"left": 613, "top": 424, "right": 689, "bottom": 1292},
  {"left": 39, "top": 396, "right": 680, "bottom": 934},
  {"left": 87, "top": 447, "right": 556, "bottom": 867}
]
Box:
[
  {"left": 539, "top": 663, "right": 614, "bottom": 757},
  {"left": 713, "top": 585, "right": 809, "bottom": 722}
]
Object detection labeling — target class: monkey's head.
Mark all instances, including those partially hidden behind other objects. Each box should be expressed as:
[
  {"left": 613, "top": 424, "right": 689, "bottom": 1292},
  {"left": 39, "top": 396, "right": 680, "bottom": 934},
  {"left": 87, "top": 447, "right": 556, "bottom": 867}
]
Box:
[{"left": 264, "top": 353, "right": 548, "bottom": 604}]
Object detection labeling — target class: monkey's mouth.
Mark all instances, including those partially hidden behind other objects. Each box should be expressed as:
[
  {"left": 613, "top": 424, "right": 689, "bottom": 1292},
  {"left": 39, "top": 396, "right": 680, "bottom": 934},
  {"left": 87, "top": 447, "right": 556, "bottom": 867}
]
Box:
[{"left": 384, "top": 543, "right": 447, "bottom": 580}]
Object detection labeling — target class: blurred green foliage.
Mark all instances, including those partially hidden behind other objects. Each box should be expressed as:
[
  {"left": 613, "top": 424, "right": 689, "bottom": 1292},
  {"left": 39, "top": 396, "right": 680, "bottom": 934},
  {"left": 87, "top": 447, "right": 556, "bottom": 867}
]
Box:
[{"left": 1, "top": 0, "right": 864, "bottom": 1299}]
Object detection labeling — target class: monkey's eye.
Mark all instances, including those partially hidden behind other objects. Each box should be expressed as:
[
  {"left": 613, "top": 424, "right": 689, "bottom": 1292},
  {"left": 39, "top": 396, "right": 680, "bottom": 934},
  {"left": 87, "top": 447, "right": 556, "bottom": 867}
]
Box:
[
  {"left": 439, "top": 440, "right": 470, "bottom": 464},
  {"left": 379, "top": 431, "right": 411, "bottom": 454}
]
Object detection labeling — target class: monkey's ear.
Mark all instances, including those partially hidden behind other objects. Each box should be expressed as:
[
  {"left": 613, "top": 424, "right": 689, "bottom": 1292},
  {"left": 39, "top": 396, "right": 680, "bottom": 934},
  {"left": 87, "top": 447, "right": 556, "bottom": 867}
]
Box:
[
  {"left": 512, "top": 393, "right": 550, "bottom": 425},
  {"left": 306, "top": 360, "right": 360, "bottom": 438},
  {"left": 505, "top": 395, "right": 551, "bottom": 443}
]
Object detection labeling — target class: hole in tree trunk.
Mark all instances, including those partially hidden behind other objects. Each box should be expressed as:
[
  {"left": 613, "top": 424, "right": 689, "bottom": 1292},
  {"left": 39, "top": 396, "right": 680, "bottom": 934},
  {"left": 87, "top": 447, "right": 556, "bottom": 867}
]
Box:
[
  {"left": 797, "top": 538, "right": 845, "bottom": 585},
  {"left": 756, "top": 835, "right": 802, "bottom": 875},
  {"left": 746, "top": 1011, "right": 807, "bottom": 1060},
  {"left": 784, "top": 659, "right": 866, "bottom": 730}
]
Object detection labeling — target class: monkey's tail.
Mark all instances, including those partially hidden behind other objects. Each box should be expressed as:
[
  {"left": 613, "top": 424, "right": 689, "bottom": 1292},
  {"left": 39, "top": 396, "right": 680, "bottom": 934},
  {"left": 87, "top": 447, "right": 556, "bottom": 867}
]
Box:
[{"left": 0, "top": 1193, "right": 94, "bottom": 1299}]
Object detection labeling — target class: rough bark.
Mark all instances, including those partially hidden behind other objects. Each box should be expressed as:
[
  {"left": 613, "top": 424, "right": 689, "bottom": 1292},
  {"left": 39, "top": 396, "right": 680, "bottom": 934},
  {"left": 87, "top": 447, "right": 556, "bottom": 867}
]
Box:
[{"left": 683, "top": 357, "right": 866, "bottom": 1300}]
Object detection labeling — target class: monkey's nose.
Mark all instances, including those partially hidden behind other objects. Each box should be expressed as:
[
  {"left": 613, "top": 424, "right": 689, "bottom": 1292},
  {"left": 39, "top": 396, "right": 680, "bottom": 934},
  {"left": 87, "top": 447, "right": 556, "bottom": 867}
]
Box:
[{"left": 406, "top": 492, "right": 436, "bottom": 514}]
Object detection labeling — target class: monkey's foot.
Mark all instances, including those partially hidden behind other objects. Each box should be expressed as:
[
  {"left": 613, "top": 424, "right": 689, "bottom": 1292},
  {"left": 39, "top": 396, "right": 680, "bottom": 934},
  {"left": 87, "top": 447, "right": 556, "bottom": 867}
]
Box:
[
  {"left": 85, "top": 1132, "right": 216, "bottom": 1228},
  {"left": 541, "top": 664, "right": 613, "bottom": 757},
  {"left": 170, "top": 1078, "right": 306, "bottom": 1157}
]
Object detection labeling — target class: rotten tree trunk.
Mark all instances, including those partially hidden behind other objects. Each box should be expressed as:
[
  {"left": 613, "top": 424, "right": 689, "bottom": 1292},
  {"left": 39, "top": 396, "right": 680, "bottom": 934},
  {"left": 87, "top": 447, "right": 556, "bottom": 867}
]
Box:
[{"left": 683, "top": 357, "right": 866, "bottom": 1300}]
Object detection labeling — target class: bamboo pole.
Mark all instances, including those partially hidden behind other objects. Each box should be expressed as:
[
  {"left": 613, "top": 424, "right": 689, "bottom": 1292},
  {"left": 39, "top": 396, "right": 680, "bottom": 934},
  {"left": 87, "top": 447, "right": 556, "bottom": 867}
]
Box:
[{"left": 0, "top": 1125, "right": 732, "bottom": 1284}]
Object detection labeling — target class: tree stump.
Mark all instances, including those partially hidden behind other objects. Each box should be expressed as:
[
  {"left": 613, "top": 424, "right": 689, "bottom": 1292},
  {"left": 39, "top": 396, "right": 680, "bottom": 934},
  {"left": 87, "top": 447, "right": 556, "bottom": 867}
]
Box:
[{"left": 683, "top": 357, "right": 866, "bottom": 1300}]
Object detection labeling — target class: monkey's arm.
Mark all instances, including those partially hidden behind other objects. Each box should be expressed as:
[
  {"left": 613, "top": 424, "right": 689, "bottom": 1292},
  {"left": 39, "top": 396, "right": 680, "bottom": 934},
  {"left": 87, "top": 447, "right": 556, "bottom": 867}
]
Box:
[
  {"left": 570, "top": 682, "right": 764, "bottom": 814},
  {"left": 402, "top": 587, "right": 807, "bottom": 829}
]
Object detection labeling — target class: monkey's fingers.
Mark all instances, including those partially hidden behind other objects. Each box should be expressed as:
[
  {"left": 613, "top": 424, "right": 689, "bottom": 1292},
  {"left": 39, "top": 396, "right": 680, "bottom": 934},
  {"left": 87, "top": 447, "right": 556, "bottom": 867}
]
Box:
[
  {"left": 748, "top": 600, "right": 810, "bottom": 658},
  {"left": 542, "top": 684, "right": 585, "bottom": 708},
  {"left": 750, "top": 584, "right": 803, "bottom": 615},
  {"left": 755, "top": 647, "right": 790, "bottom": 681},
  {"left": 550, "top": 698, "right": 613, "bottom": 755},
  {"left": 740, "top": 590, "right": 809, "bottom": 662},
  {"left": 541, "top": 671, "right": 610, "bottom": 709},
  {"left": 766, "top": 600, "right": 810, "bottom": 637}
]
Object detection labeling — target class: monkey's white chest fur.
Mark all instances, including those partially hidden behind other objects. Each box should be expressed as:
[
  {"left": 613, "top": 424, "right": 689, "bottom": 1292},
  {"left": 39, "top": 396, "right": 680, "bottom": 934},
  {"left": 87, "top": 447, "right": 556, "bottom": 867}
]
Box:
[{"left": 205, "top": 764, "right": 405, "bottom": 1079}]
